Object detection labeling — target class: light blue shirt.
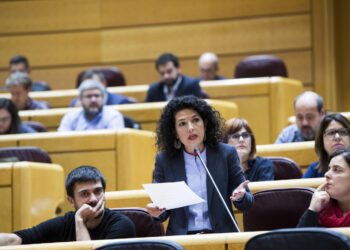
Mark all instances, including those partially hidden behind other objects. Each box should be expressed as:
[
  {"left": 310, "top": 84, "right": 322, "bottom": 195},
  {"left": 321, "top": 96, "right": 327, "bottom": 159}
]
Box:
[
  {"left": 275, "top": 124, "right": 305, "bottom": 144},
  {"left": 58, "top": 106, "right": 124, "bottom": 131},
  {"left": 183, "top": 148, "right": 212, "bottom": 231}
]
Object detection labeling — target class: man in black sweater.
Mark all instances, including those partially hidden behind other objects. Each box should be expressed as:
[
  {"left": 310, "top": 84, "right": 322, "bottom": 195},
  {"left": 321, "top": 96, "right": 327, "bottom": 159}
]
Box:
[{"left": 0, "top": 166, "right": 135, "bottom": 246}]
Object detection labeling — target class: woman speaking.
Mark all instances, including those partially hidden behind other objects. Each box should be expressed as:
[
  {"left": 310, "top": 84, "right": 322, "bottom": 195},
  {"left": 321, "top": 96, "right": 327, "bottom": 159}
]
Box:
[{"left": 146, "top": 95, "right": 254, "bottom": 235}]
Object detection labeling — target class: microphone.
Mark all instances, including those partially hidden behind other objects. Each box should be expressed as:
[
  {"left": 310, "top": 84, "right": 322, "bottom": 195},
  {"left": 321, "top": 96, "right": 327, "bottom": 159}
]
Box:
[{"left": 194, "top": 147, "right": 241, "bottom": 232}]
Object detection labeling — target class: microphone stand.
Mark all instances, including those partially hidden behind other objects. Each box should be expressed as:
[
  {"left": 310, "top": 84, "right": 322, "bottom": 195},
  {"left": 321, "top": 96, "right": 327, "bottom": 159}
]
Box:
[{"left": 194, "top": 148, "right": 241, "bottom": 232}]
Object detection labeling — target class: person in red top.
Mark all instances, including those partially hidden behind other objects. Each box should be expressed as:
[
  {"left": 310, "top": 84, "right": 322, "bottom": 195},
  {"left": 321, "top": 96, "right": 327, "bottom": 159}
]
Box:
[{"left": 298, "top": 148, "right": 350, "bottom": 227}]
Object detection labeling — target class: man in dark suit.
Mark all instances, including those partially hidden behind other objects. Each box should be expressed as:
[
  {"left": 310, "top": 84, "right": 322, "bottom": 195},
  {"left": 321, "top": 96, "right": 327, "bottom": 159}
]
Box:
[{"left": 145, "top": 53, "right": 202, "bottom": 102}]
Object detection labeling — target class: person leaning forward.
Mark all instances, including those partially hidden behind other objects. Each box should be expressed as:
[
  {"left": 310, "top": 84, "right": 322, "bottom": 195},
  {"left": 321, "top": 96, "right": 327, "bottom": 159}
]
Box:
[{"left": 0, "top": 166, "right": 135, "bottom": 246}]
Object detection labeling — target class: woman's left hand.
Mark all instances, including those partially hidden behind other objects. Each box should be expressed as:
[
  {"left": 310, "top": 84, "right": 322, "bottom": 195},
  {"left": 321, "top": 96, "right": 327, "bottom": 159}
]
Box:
[{"left": 230, "top": 180, "right": 250, "bottom": 201}]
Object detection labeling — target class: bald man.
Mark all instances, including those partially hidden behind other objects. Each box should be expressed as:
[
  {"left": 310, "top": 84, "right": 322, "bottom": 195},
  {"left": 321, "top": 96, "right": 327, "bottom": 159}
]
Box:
[
  {"left": 275, "top": 91, "right": 325, "bottom": 143},
  {"left": 198, "top": 52, "right": 226, "bottom": 81}
]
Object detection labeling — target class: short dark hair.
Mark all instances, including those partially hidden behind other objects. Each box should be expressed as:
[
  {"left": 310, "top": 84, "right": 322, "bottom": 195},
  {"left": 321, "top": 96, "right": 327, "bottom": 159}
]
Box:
[
  {"left": 65, "top": 166, "right": 106, "bottom": 198},
  {"left": 223, "top": 118, "right": 256, "bottom": 159},
  {"left": 156, "top": 95, "right": 223, "bottom": 157},
  {"left": 0, "top": 98, "right": 21, "bottom": 134},
  {"left": 82, "top": 70, "right": 106, "bottom": 82},
  {"left": 9, "top": 55, "right": 29, "bottom": 68},
  {"left": 315, "top": 113, "right": 350, "bottom": 173},
  {"left": 328, "top": 148, "right": 350, "bottom": 168},
  {"left": 155, "top": 53, "right": 179, "bottom": 70}
]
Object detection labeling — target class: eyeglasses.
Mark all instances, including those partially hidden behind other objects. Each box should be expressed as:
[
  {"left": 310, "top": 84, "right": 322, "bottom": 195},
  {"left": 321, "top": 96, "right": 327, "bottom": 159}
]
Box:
[
  {"left": 0, "top": 116, "right": 10, "bottom": 123},
  {"left": 324, "top": 128, "right": 350, "bottom": 139},
  {"left": 228, "top": 132, "right": 251, "bottom": 141},
  {"left": 82, "top": 94, "right": 102, "bottom": 100}
]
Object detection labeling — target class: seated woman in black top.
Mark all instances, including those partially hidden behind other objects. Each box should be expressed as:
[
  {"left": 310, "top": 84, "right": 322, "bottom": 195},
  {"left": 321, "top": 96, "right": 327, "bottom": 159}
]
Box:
[
  {"left": 223, "top": 118, "right": 274, "bottom": 182},
  {"left": 298, "top": 148, "right": 350, "bottom": 228}
]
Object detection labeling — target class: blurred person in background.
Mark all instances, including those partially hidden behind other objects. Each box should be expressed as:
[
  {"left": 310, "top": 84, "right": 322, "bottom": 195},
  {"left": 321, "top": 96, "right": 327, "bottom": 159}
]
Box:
[{"left": 223, "top": 118, "right": 274, "bottom": 181}]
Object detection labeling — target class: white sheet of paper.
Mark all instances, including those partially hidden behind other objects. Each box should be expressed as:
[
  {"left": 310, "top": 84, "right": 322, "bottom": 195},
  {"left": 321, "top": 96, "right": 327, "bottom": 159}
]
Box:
[{"left": 143, "top": 181, "right": 205, "bottom": 210}]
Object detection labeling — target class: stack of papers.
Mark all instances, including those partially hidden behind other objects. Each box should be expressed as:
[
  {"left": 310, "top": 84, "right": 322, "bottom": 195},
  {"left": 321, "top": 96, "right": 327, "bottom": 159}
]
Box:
[{"left": 143, "top": 181, "right": 205, "bottom": 210}]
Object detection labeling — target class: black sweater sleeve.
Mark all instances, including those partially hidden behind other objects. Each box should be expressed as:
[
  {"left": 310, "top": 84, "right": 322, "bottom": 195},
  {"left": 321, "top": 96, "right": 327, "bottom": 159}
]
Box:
[{"left": 297, "top": 209, "right": 320, "bottom": 227}]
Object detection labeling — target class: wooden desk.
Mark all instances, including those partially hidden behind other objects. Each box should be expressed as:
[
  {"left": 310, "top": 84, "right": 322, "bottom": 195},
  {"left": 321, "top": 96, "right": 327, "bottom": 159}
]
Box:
[
  {"left": 0, "top": 162, "right": 64, "bottom": 233},
  {"left": 105, "top": 178, "right": 325, "bottom": 232},
  {"left": 1, "top": 76, "right": 302, "bottom": 144},
  {"left": 1, "top": 227, "right": 349, "bottom": 250},
  {"left": 18, "top": 99, "right": 238, "bottom": 132}
]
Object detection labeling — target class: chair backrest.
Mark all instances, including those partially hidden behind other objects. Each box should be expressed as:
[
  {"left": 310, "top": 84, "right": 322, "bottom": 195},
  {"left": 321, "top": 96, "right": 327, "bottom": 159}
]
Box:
[
  {"left": 76, "top": 67, "right": 126, "bottom": 87},
  {"left": 0, "top": 146, "right": 52, "bottom": 163},
  {"left": 267, "top": 156, "right": 303, "bottom": 180},
  {"left": 245, "top": 227, "right": 350, "bottom": 250},
  {"left": 95, "top": 239, "right": 184, "bottom": 250},
  {"left": 123, "top": 115, "right": 142, "bottom": 130},
  {"left": 111, "top": 207, "right": 164, "bottom": 237},
  {"left": 23, "top": 121, "right": 48, "bottom": 132},
  {"left": 243, "top": 187, "right": 314, "bottom": 231},
  {"left": 234, "top": 55, "right": 288, "bottom": 78},
  {"left": 31, "top": 81, "right": 51, "bottom": 91}
]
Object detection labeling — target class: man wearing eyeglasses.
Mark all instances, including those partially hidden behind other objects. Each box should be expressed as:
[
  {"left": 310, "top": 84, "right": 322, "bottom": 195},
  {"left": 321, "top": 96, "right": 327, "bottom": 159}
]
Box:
[
  {"left": 275, "top": 91, "right": 325, "bottom": 144},
  {"left": 58, "top": 80, "right": 124, "bottom": 131}
]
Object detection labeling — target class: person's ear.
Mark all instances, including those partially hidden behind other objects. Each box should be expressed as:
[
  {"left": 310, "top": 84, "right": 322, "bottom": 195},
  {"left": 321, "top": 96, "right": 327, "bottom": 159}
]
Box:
[
  {"left": 67, "top": 195, "right": 75, "bottom": 208},
  {"left": 320, "top": 108, "right": 326, "bottom": 117}
]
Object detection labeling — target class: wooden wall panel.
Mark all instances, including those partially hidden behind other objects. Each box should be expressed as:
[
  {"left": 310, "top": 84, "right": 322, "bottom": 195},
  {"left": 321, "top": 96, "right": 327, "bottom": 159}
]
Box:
[
  {"left": 0, "top": 187, "right": 12, "bottom": 233},
  {"left": 0, "top": 50, "right": 312, "bottom": 90},
  {"left": 0, "top": 31, "right": 101, "bottom": 68},
  {"left": 0, "top": 0, "right": 331, "bottom": 105},
  {"left": 101, "top": 0, "right": 310, "bottom": 27},
  {"left": 101, "top": 15, "right": 311, "bottom": 62},
  {"left": 0, "top": 0, "right": 100, "bottom": 34},
  {"left": 334, "top": 0, "right": 350, "bottom": 111},
  {"left": 0, "top": 0, "right": 309, "bottom": 34}
]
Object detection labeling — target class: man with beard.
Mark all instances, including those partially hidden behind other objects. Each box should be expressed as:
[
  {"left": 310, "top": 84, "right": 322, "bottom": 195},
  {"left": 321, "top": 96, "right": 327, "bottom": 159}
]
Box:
[
  {"left": 275, "top": 91, "right": 325, "bottom": 143},
  {"left": 0, "top": 166, "right": 135, "bottom": 246},
  {"left": 58, "top": 79, "right": 124, "bottom": 131},
  {"left": 145, "top": 53, "right": 201, "bottom": 102}
]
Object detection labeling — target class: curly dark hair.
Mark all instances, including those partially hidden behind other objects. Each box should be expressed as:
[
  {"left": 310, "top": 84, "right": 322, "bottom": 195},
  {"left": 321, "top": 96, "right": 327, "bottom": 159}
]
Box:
[{"left": 156, "top": 95, "right": 223, "bottom": 157}]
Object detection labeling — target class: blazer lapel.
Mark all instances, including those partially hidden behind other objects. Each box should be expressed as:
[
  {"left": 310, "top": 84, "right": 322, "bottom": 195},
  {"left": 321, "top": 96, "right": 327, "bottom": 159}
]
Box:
[
  {"left": 168, "top": 152, "right": 189, "bottom": 221},
  {"left": 169, "top": 152, "right": 186, "bottom": 183},
  {"left": 205, "top": 147, "right": 216, "bottom": 207}
]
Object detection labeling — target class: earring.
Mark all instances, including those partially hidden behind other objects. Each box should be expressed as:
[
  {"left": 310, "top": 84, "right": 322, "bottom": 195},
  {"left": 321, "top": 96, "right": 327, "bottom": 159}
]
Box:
[
  {"left": 203, "top": 133, "right": 206, "bottom": 142},
  {"left": 174, "top": 139, "right": 181, "bottom": 149}
]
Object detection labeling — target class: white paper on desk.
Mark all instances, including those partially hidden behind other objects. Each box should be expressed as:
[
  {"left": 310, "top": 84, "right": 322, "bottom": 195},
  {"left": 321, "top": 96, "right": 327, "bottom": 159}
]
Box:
[{"left": 142, "top": 181, "right": 205, "bottom": 210}]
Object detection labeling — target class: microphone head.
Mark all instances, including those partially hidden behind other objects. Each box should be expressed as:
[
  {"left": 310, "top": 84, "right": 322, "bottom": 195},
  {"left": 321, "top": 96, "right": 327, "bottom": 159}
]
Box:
[{"left": 194, "top": 148, "right": 200, "bottom": 155}]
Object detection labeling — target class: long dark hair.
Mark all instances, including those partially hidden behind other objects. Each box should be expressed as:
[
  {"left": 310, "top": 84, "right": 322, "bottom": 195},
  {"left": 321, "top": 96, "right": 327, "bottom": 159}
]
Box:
[
  {"left": 156, "top": 95, "right": 223, "bottom": 157},
  {"left": 315, "top": 113, "right": 350, "bottom": 173},
  {"left": 328, "top": 148, "right": 350, "bottom": 168},
  {"left": 0, "top": 98, "right": 21, "bottom": 134}
]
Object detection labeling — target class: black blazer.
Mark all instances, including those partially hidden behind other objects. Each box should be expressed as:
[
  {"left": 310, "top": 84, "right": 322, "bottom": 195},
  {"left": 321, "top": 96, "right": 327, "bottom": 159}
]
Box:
[
  {"left": 153, "top": 143, "right": 254, "bottom": 235},
  {"left": 145, "top": 75, "right": 201, "bottom": 102}
]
